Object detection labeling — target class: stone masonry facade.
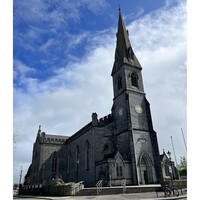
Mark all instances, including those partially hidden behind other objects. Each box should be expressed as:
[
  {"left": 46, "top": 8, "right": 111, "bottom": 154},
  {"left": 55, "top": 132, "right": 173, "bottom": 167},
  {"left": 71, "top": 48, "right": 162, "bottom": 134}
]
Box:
[{"left": 24, "top": 9, "right": 164, "bottom": 187}]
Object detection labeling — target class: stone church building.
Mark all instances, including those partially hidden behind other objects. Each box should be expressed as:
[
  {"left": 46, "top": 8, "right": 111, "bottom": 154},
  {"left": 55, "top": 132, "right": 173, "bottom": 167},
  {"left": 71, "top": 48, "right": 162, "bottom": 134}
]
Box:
[{"left": 25, "top": 9, "right": 164, "bottom": 187}]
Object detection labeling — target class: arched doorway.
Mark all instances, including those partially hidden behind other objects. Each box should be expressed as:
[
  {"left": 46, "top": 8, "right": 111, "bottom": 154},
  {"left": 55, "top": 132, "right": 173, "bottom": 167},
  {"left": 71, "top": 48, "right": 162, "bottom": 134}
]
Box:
[
  {"left": 140, "top": 157, "right": 148, "bottom": 184},
  {"left": 139, "top": 153, "right": 153, "bottom": 185}
]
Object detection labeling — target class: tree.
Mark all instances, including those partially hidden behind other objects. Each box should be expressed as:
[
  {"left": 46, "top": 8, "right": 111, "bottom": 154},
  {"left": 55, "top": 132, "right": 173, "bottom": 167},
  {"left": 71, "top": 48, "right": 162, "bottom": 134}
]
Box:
[
  {"left": 13, "top": 183, "right": 19, "bottom": 190},
  {"left": 13, "top": 132, "right": 20, "bottom": 151},
  {"left": 177, "top": 156, "right": 187, "bottom": 176}
]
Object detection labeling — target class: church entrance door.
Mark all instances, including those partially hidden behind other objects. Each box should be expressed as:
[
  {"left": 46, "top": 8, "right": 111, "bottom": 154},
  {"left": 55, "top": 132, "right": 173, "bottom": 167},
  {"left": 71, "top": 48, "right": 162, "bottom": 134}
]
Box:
[{"left": 140, "top": 157, "right": 149, "bottom": 184}]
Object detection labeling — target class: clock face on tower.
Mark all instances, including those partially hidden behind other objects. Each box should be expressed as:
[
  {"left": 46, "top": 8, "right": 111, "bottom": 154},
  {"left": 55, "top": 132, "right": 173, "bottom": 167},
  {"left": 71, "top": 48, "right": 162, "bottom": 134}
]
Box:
[{"left": 135, "top": 105, "right": 142, "bottom": 114}]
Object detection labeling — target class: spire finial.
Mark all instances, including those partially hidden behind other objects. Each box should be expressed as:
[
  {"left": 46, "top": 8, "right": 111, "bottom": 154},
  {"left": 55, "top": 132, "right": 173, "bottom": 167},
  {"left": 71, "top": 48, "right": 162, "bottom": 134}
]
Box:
[
  {"left": 118, "top": 5, "right": 121, "bottom": 12},
  {"left": 37, "top": 125, "right": 41, "bottom": 136},
  {"left": 163, "top": 149, "right": 165, "bottom": 154}
]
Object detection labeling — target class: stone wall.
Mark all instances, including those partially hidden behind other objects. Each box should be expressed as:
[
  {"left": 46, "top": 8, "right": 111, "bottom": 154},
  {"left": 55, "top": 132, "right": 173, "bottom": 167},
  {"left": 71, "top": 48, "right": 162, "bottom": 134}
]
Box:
[
  {"left": 164, "top": 179, "right": 187, "bottom": 188},
  {"left": 19, "top": 182, "right": 84, "bottom": 196}
]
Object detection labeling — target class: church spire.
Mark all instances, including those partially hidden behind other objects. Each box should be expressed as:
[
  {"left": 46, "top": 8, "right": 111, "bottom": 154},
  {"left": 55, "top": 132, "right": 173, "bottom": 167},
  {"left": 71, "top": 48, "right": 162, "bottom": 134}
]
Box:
[
  {"left": 117, "top": 6, "right": 130, "bottom": 49},
  {"left": 37, "top": 125, "right": 41, "bottom": 136},
  {"left": 111, "top": 8, "right": 142, "bottom": 76}
]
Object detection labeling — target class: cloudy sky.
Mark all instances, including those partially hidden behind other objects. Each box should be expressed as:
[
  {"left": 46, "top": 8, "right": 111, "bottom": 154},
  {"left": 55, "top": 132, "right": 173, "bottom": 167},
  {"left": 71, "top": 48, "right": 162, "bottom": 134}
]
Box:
[{"left": 13, "top": 0, "right": 187, "bottom": 184}]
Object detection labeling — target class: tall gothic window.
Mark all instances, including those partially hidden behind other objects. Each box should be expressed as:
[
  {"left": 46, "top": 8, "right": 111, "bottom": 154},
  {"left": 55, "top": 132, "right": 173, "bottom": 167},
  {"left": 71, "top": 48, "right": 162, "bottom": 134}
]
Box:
[
  {"left": 117, "top": 76, "right": 122, "bottom": 90},
  {"left": 116, "top": 163, "right": 123, "bottom": 177},
  {"left": 52, "top": 154, "right": 57, "bottom": 173},
  {"left": 76, "top": 145, "right": 80, "bottom": 172},
  {"left": 131, "top": 72, "right": 138, "bottom": 87},
  {"left": 85, "top": 141, "right": 90, "bottom": 170},
  {"left": 59, "top": 159, "right": 65, "bottom": 171},
  {"left": 67, "top": 150, "right": 71, "bottom": 174},
  {"left": 116, "top": 157, "right": 123, "bottom": 177}
]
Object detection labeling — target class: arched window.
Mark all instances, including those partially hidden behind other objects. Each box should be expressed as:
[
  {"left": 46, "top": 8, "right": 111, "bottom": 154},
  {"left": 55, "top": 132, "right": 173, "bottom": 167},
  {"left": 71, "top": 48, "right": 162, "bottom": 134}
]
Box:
[
  {"left": 131, "top": 72, "right": 138, "bottom": 87},
  {"left": 67, "top": 150, "right": 71, "bottom": 174},
  {"left": 164, "top": 161, "right": 170, "bottom": 176},
  {"left": 115, "top": 157, "right": 123, "bottom": 177},
  {"left": 76, "top": 145, "right": 80, "bottom": 172},
  {"left": 116, "top": 163, "right": 123, "bottom": 177},
  {"left": 52, "top": 153, "right": 57, "bottom": 173},
  {"left": 117, "top": 76, "right": 122, "bottom": 90},
  {"left": 85, "top": 141, "right": 90, "bottom": 170},
  {"left": 140, "top": 157, "right": 148, "bottom": 184},
  {"left": 139, "top": 152, "right": 153, "bottom": 185}
]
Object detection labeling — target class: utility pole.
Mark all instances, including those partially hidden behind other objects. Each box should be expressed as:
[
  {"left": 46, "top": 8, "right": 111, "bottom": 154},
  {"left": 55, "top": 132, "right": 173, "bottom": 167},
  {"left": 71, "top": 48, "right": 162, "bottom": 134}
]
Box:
[
  {"left": 167, "top": 151, "right": 174, "bottom": 186},
  {"left": 170, "top": 136, "right": 180, "bottom": 180},
  {"left": 181, "top": 128, "right": 187, "bottom": 152},
  {"left": 19, "top": 166, "right": 23, "bottom": 186},
  {"left": 18, "top": 166, "right": 23, "bottom": 195}
]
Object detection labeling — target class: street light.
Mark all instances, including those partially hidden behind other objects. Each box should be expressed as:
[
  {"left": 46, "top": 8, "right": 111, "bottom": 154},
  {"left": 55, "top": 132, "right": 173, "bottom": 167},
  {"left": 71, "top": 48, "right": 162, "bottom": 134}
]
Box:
[{"left": 167, "top": 151, "right": 173, "bottom": 187}]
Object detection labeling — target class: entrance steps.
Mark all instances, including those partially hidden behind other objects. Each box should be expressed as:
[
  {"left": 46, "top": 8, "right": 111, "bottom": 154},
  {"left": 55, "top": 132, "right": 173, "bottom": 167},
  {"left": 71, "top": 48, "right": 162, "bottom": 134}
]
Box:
[{"left": 76, "top": 184, "right": 161, "bottom": 196}]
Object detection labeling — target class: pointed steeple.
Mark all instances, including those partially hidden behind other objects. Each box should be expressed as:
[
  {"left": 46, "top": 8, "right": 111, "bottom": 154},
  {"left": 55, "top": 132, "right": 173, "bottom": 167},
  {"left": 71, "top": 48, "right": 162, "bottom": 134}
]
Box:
[
  {"left": 117, "top": 7, "right": 131, "bottom": 50},
  {"left": 37, "top": 125, "right": 41, "bottom": 137},
  {"left": 111, "top": 8, "right": 142, "bottom": 76}
]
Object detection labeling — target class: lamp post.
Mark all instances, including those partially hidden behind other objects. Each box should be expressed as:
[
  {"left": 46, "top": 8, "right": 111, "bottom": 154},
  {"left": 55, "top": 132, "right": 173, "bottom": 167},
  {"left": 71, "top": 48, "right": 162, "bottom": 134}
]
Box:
[{"left": 167, "top": 151, "right": 173, "bottom": 187}]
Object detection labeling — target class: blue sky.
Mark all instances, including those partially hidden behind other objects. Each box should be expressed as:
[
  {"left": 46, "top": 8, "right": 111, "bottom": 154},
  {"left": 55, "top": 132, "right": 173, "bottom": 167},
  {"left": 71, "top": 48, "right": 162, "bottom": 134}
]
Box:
[
  {"left": 13, "top": 0, "right": 187, "bottom": 184},
  {"left": 14, "top": 0, "right": 167, "bottom": 85}
]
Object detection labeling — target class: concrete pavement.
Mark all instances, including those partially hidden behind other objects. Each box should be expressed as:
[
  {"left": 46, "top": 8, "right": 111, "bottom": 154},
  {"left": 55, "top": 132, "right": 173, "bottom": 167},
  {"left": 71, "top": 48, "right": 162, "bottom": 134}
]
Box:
[{"left": 14, "top": 190, "right": 187, "bottom": 200}]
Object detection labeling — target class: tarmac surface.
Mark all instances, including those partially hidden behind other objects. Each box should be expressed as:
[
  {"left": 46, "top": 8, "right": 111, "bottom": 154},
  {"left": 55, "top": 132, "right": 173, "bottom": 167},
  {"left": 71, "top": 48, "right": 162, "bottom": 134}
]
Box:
[{"left": 14, "top": 189, "right": 187, "bottom": 200}]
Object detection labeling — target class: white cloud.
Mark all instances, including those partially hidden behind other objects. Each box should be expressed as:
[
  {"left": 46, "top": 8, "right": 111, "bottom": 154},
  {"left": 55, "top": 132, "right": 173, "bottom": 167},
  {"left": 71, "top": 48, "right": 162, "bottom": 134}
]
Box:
[
  {"left": 13, "top": 1, "right": 186, "bottom": 183},
  {"left": 81, "top": 0, "right": 108, "bottom": 13},
  {"left": 39, "top": 39, "right": 56, "bottom": 52},
  {"left": 14, "top": 59, "right": 37, "bottom": 84},
  {"left": 66, "top": 31, "right": 90, "bottom": 50},
  {"left": 129, "top": 1, "right": 187, "bottom": 163},
  {"left": 125, "top": 7, "right": 145, "bottom": 21},
  {"left": 14, "top": 0, "right": 109, "bottom": 27}
]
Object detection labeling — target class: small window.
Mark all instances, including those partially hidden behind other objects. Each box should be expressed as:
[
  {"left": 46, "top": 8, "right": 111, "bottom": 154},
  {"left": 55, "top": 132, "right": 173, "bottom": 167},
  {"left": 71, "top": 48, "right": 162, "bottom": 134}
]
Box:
[
  {"left": 116, "top": 163, "right": 123, "bottom": 177},
  {"left": 131, "top": 72, "right": 138, "bottom": 87},
  {"left": 117, "top": 76, "right": 122, "bottom": 90}
]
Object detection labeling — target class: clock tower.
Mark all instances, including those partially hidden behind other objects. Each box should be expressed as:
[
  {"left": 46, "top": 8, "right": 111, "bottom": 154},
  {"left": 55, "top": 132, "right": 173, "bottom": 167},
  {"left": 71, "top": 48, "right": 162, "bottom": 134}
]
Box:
[{"left": 111, "top": 8, "right": 163, "bottom": 185}]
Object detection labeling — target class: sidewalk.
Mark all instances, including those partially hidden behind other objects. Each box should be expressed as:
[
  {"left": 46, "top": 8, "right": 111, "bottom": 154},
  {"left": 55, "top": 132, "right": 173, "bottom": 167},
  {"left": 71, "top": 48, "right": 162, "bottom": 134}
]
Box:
[{"left": 14, "top": 190, "right": 187, "bottom": 200}]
